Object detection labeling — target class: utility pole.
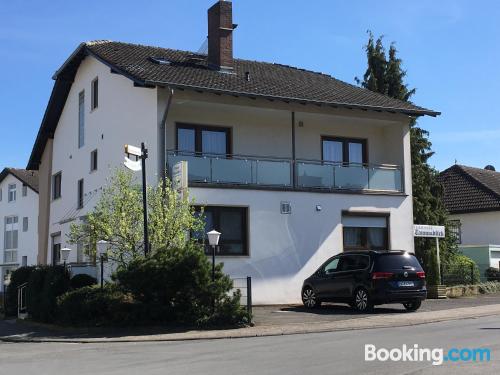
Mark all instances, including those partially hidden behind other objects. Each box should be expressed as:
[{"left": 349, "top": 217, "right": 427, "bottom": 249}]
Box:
[{"left": 141, "top": 142, "right": 149, "bottom": 256}]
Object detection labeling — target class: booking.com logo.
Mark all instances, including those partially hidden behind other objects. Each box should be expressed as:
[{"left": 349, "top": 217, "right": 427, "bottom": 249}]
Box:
[{"left": 365, "top": 344, "right": 491, "bottom": 366}]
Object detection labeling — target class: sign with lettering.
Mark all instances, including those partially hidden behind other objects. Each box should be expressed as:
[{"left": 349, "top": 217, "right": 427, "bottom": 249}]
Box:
[
  {"left": 413, "top": 225, "right": 445, "bottom": 238},
  {"left": 172, "top": 161, "right": 188, "bottom": 198}
]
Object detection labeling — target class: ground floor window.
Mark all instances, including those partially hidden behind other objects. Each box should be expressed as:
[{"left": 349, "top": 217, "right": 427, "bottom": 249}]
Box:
[
  {"left": 194, "top": 206, "right": 248, "bottom": 256},
  {"left": 448, "top": 219, "right": 462, "bottom": 244},
  {"left": 51, "top": 234, "right": 61, "bottom": 265},
  {"left": 342, "top": 214, "right": 388, "bottom": 251}
]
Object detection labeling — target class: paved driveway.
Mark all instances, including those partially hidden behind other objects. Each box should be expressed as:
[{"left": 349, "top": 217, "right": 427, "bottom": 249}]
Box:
[{"left": 253, "top": 293, "right": 500, "bottom": 326}]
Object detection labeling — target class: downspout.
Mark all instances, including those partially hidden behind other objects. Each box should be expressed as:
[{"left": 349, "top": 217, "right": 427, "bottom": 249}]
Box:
[
  {"left": 291, "top": 111, "right": 296, "bottom": 188},
  {"left": 158, "top": 87, "right": 174, "bottom": 182}
]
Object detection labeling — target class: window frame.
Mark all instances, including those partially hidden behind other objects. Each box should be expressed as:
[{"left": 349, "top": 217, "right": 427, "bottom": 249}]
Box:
[
  {"left": 52, "top": 172, "right": 62, "bottom": 200},
  {"left": 342, "top": 213, "right": 389, "bottom": 251},
  {"left": 77, "top": 179, "right": 84, "bottom": 209},
  {"left": 90, "top": 149, "right": 98, "bottom": 172},
  {"left": 176, "top": 123, "right": 232, "bottom": 155},
  {"left": 448, "top": 220, "right": 462, "bottom": 245},
  {"left": 194, "top": 206, "right": 249, "bottom": 256},
  {"left": 4, "top": 215, "right": 19, "bottom": 251},
  {"left": 321, "top": 136, "right": 368, "bottom": 165},
  {"left": 8, "top": 184, "right": 16, "bottom": 202},
  {"left": 78, "top": 90, "right": 85, "bottom": 148},
  {"left": 91, "top": 77, "right": 98, "bottom": 110}
]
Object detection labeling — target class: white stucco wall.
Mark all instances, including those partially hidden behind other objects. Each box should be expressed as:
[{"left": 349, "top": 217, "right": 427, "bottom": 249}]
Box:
[
  {"left": 450, "top": 211, "right": 500, "bottom": 246},
  {"left": 0, "top": 174, "right": 39, "bottom": 291},
  {"left": 43, "top": 58, "right": 414, "bottom": 304},
  {"left": 48, "top": 56, "right": 158, "bottom": 264}
]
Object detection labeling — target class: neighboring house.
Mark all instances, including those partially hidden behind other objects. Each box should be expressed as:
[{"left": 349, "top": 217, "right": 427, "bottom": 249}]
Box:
[
  {"left": 0, "top": 168, "right": 39, "bottom": 293},
  {"left": 26, "top": 1, "right": 438, "bottom": 304},
  {"left": 439, "top": 164, "right": 500, "bottom": 279}
]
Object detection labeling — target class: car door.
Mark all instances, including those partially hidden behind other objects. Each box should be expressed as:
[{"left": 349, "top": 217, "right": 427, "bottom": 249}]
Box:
[
  {"left": 314, "top": 256, "right": 341, "bottom": 300},
  {"left": 331, "top": 254, "right": 358, "bottom": 300}
]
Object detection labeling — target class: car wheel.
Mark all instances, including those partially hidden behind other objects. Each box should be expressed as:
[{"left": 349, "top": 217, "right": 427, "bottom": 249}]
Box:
[
  {"left": 403, "top": 300, "right": 422, "bottom": 312},
  {"left": 302, "top": 287, "right": 320, "bottom": 308},
  {"left": 353, "top": 288, "right": 372, "bottom": 312}
]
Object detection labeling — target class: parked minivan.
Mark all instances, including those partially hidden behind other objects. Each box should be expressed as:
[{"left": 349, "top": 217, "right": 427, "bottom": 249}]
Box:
[{"left": 301, "top": 251, "right": 427, "bottom": 312}]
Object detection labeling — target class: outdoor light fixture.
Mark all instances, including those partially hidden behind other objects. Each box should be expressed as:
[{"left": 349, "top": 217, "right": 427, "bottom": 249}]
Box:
[
  {"left": 60, "top": 247, "right": 72, "bottom": 269},
  {"left": 207, "top": 230, "right": 221, "bottom": 314},
  {"left": 97, "top": 240, "right": 109, "bottom": 289},
  {"left": 207, "top": 230, "right": 221, "bottom": 247}
]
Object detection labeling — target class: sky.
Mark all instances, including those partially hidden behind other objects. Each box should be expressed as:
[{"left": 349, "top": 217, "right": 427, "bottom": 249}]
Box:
[{"left": 1, "top": 0, "right": 499, "bottom": 172}]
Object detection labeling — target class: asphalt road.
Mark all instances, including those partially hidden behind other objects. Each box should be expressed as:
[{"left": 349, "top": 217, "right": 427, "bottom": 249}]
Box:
[{"left": 1, "top": 314, "right": 499, "bottom": 375}]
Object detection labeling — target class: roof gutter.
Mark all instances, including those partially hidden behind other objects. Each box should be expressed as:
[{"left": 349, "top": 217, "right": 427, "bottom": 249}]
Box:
[{"left": 147, "top": 80, "right": 440, "bottom": 117}]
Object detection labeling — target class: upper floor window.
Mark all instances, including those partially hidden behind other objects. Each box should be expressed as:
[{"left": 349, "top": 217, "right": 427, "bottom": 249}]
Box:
[
  {"left": 90, "top": 149, "right": 98, "bottom": 171},
  {"left": 177, "top": 124, "right": 230, "bottom": 155},
  {"left": 4, "top": 216, "right": 18, "bottom": 250},
  {"left": 77, "top": 179, "right": 84, "bottom": 209},
  {"left": 22, "top": 184, "right": 28, "bottom": 197},
  {"left": 52, "top": 172, "right": 62, "bottom": 200},
  {"left": 8, "top": 184, "right": 16, "bottom": 202},
  {"left": 322, "top": 136, "right": 367, "bottom": 165},
  {"left": 448, "top": 220, "right": 462, "bottom": 244},
  {"left": 0, "top": 188, "right": 2, "bottom": 201},
  {"left": 23, "top": 217, "right": 28, "bottom": 232},
  {"left": 78, "top": 90, "right": 85, "bottom": 148},
  {"left": 91, "top": 77, "right": 98, "bottom": 110}
]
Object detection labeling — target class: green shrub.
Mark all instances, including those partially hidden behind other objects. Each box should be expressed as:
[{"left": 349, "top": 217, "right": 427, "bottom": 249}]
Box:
[
  {"left": 27, "top": 266, "right": 71, "bottom": 323},
  {"left": 113, "top": 242, "right": 249, "bottom": 326},
  {"left": 4, "top": 266, "right": 36, "bottom": 317},
  {"left": 56, "top": 285, "right": 140, "bottom": 326},
  {"left": 442, "top": 254, "right": 480, "bottom": 286},
  {"left": 70, "top": 274, "right": 97, "bottom": 290},
  {"left": 485, "top": 267, "right": 500, "bottom": 282}
]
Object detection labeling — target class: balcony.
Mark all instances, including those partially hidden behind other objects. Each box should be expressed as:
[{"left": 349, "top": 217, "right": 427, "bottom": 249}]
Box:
[{"left": 166, "top": 151, "right": 403, "bottom": 193}]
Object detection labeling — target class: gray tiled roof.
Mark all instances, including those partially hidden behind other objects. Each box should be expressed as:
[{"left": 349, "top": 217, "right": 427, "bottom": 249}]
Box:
[
  {"left": 0, "top": 168, "right": 39, "bottom": 193},
  {"left": 438, "top": 165, "right": 500, "bottom": 214},
  {"left": 84, "top": 41, "right": 438, "bottom": 116}
]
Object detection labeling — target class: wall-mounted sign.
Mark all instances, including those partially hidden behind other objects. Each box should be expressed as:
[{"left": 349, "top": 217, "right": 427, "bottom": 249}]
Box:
[
  {"left": 413, "top": 225, "right": 445, "bottom": 238},
  {"left": 172, "top": 161, "right": 188, "bottom": 198}
]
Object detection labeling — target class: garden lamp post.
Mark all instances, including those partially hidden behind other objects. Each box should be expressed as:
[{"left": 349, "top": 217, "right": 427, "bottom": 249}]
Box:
[
  {"left": 60, "top": 247, "right": 71, "bottom": 269},
  {"left": 207, "top": 230, "right": 221, "bottom": 283},
  {"left": 97, "top": 240, "right": 109, "bottom": 289}
]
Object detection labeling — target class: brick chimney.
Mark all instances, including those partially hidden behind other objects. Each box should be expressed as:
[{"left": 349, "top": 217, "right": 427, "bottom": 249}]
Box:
[{"left": 208, "top": 0, "right": 236, "bottom": 71}]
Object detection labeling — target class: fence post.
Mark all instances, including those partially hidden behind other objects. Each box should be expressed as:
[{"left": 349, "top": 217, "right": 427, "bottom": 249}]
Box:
[{"left": 246, "top": 276, "right": 252, "bottom": 317}]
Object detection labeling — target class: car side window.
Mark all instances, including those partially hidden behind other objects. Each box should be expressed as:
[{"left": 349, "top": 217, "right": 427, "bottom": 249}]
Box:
[
  {"left": 324, "top": 258, "right": 340, "bottom": 274},
  {"left": 339, "top": 255, "right": 357, "bottom": 271},
  {"left": 356, "top": 255, "right": 370, "bottom": 269}
]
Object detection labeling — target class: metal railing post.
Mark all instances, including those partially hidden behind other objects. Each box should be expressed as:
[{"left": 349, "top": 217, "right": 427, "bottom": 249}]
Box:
[{"left": 246, "top": 276, "right": 252, "bottom": 317}]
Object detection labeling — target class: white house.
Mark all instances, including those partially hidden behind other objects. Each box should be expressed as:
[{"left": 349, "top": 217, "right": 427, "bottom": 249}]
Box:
[
  {"left": 0, "top": 168, "right": 39, "bottom": 293},
  {"left": 439, "top": 164, "right": 500, "bottom": 279},
  {"left": 26, "top": 1, "right": 439, "bottom": 304}
]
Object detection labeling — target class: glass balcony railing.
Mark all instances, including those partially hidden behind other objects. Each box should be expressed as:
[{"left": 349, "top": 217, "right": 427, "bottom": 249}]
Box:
[
  {"left": 167, "top": 151, "right": 292, "bottom": 187},
  {"left": 167, "top": 151, "right": 403, "bottom": 193}
]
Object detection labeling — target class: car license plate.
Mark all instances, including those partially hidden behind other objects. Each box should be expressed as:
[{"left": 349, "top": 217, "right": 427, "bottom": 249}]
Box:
[{"left": 398, "top": 281, "right": 414, "bottom": 287}]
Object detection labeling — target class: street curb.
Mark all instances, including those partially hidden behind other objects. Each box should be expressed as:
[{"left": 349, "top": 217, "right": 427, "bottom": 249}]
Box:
[{"left": 2, "top": 304, "right": 500, "bottom": 344}]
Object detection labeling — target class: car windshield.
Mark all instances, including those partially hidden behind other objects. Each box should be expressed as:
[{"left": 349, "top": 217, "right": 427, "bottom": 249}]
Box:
[{"left": 375, "top": 253, "right": 423, "bottom": 271}]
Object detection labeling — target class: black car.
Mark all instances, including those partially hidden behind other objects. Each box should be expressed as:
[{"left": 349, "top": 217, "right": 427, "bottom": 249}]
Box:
[{"left": 301, "top": 250, "right": 427, "bottom": 312}]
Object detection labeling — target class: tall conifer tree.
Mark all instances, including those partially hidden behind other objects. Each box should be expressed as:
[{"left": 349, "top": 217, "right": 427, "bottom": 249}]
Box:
[{"left": 356, "top": 32, "right": 453, "bottom": 284}]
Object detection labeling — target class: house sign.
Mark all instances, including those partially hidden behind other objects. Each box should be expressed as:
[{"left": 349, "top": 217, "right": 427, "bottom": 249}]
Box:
[{"left": 413, "top": 225, "right": 445, "bottom": 238}]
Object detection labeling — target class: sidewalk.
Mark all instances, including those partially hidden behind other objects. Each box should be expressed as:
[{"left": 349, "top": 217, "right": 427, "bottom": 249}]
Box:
[{"left": 2, "top": 296, "right": 500, "bottom": 343}]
